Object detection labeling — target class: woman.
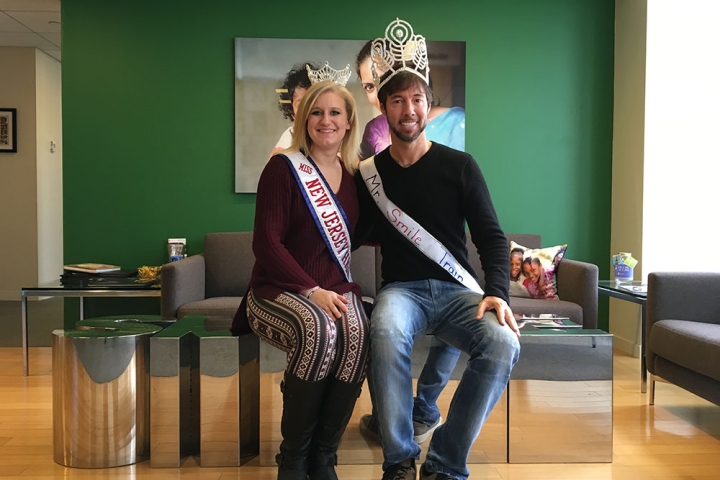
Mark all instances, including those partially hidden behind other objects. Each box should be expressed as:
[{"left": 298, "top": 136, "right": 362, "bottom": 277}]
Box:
[{"left": 234, "top": 78, "right": 368, "bottom": 480}]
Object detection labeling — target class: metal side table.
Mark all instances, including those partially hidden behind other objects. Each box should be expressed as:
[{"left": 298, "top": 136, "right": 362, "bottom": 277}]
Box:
[
  {"left": 598, "top": 280, "right": 647, "bottom": 392},
  {"left": 53, "top": 320, "right": 161, "bottom": 468}
]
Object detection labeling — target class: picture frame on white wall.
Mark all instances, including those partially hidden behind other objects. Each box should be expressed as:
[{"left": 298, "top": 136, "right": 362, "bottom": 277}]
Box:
[{"left": 0, "top": 108, "right": 17, "bottom": 153}]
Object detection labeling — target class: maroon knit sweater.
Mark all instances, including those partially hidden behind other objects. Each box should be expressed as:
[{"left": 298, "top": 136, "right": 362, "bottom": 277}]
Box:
[{"left": 248, "top": 154, "right": 361, "bottom": 300}]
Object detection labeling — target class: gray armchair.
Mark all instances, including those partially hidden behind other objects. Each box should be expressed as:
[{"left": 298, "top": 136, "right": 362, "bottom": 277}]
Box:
[
  {"left": 161, "top": 232, "right": 252, "bottom": 320},
  {"left": 468, "top": 234, "right": 599, "bottom": 329},
  {"left": 161, "top": 232, "right": 379, "bottom": 321},
  {"left": 646, "top": 272, "right": 720, "bottom": 406}
]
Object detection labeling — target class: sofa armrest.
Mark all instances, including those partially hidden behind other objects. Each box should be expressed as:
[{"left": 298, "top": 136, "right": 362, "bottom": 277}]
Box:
[
  {"left": 556, "top": 259, "right": 598, "bottom": 329},
  {"left": 161, "top": 254, "right": 206, "bottom": 320}
]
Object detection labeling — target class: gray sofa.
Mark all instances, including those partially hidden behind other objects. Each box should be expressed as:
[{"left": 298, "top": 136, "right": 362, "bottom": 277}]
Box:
[
  {"left": 160, "top": 231, "right": 379, "bottom": 321},
  {"left": 646, "top": 272, "right": 720, "bottom": 406},
  {"left": 161, "top": 231, "right": 598, "bottom": 329}
]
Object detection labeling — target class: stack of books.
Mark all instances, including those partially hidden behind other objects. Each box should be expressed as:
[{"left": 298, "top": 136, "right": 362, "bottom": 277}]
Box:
[
  {"left": 61, "top": 263, "right": 150, "bottom": 288},
  {"left": 63, "top": 263, "right": 122, "bottom": 274}
]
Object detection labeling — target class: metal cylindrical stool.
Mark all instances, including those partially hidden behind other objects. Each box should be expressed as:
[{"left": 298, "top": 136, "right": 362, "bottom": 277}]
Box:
[{"left": 52, "top": 321, "right": 161, "bottom": 468}]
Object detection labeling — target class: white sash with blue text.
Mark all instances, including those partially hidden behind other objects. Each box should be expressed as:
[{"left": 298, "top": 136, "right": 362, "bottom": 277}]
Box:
[
  {"left": 283, "top": 152, "right": 353, "bottom": 282},
  {"left": 359, "top": 157, "right": 483, "bottom": 295}
]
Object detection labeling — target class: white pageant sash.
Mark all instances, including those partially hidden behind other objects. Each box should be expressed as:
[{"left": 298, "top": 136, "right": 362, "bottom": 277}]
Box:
[
  {"left": 282, "top": 152, "right": 353, "bottom": 282},
  {"left": 359, "top": 157, "right": 483, "bottom": 294}
]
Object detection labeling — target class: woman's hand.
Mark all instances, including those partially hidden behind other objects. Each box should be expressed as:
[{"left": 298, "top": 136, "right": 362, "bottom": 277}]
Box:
[{"left": 308, "top": 288, "right": 349, "bottom": 320}]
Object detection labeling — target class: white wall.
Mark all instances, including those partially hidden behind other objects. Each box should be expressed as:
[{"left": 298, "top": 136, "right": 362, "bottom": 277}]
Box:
[
  {"left": 611, "top": 0, "right": 647, "bottom": 356},
  {"left": 35, "top": 50, "right": 63, "bottom": 285},
  {"left": 0, "top": 47, "right": 38, "bottom": 300},
  {"left": 0, "top": 47, "right": 63, "bottom": 300},
  {"left": 611, "top": 0, "right": 720, "bottom": 356},
  {"left": 642, "top": 0, "right": 720, "bottom": 274}
]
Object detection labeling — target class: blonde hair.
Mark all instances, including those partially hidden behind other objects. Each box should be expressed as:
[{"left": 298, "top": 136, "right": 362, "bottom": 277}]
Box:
[{"left": 286, "top": 81, "right": 360, "bottom": 173}]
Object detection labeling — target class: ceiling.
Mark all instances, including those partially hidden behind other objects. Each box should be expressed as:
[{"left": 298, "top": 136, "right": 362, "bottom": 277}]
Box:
[{"left": 0, "top": 0, "right": 60, "bottom": 61}]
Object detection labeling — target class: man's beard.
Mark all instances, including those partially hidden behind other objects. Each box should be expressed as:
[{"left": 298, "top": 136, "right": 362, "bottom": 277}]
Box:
[{"left": 389, "top": 118, "right": 427, "bottom": 143}]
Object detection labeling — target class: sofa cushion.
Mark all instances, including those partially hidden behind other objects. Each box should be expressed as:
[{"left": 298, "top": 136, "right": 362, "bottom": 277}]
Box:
[
  {"left": 351, "top": 245, "right": 378, "bottom": 298},
  {"left": 467, "top": 233, "right": 541, "bottom": 289},
  {"left": 204, "top": 232, "right": 254, "bottom": 298},
  {"left": 649, "top": 319, "right": 720, "bottom": 382},
  {"left": 509, "top": 297, "right": 583, "bottom": 326},
  {"left": 509, "top": 241, "right": 567, "bottom": 300},
  {"left": 177, "top": 297, "right": 243, "bottom": 320}
]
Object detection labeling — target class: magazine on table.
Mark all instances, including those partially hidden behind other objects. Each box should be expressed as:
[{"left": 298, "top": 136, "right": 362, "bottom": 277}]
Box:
[
  {"left": 514, "top": 313, "right": 581, "bottom": 329},
  {"left": 618, "top": 284, "right": 648, "bottom": 294}
]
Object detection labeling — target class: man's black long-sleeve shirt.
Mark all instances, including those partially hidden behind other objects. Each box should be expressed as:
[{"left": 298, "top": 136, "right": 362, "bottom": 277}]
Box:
[{"left": 355, "top": 142, "right": 510, "bottom": 303}]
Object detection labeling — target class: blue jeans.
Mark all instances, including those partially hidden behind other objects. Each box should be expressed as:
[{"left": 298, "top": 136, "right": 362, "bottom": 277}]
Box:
[
  {"left": 413, "top": 337, "right": 461, "bottom": 426},
  {"left": 369, "top": 336, "right": 460, "bottom": 426},
  {"left": 371, "top": 279, "right": 520, "bottom": 480}
]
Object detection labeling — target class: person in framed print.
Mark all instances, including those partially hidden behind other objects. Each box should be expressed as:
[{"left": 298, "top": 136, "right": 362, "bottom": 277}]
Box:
[
  {"left": 269, "top": 62, "right": 317, "bottom": 158},
  {"left": 232, "top": 64, "right": 367, "bottom": 480},
  {"left": 355, "top": 40, "right": 466, "bottom": 161}
]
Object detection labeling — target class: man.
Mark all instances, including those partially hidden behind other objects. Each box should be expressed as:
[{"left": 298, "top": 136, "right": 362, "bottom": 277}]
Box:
[
  {"left": 356, "top": 19, "right": 521, "bottom": 480},
  {"left": 355, "top": 39, "right": 463, "bottom": 450}
]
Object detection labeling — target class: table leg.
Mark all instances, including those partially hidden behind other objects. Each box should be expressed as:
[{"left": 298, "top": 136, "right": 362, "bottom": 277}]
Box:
[
  {"left": 640, "top": 301, "right": 647, "bottom": 393},
  {"left": 80, "top": 296, "right": 84, "bottom": 320},
  {"left": 21, "top": 292, "right": 28, "bottom": 376}
]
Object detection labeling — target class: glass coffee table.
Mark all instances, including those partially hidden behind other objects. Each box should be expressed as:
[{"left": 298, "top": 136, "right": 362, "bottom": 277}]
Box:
[
  {"left": 597, "top": 280, "right": 648, "bottom": 392},
  {"left": 20, "top": 279, "right": 161, "bottom": 376},
  {"left": 510, "top": 324, "right": 613, "bottom": 463},
  {"left": 515, "top": 314, "right": 581, "bottom": 331}
]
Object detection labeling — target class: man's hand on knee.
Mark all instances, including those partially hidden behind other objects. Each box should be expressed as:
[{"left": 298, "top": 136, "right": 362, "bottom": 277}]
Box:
[{"left": 476, "top": 296, "right": 521, "bottom": 337}]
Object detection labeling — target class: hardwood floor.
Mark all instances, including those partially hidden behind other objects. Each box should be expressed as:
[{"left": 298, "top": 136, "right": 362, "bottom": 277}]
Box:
[{"left": 1, "top": 347, "right": 719, "bottom": 479}]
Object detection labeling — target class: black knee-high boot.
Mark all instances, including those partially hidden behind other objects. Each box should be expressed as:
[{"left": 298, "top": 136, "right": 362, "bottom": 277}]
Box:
[
  {"left": 277, "top": 374, "right": 328, "bottom": 480},
  {"left": 308, "top": 378, "right": 363, "bottom": 480}
]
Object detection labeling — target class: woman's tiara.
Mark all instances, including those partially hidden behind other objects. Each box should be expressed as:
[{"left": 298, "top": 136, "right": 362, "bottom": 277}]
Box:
[{"left": 306, "top": 61, "right": 352, "bottom": 87}]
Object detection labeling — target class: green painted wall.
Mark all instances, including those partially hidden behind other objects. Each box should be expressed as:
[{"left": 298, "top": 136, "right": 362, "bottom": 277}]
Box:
[{"left": 62, "top": 0, "right": 614, "bottom": 328}]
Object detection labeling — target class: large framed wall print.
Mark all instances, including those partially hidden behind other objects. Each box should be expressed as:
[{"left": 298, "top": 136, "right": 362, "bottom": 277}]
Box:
[{"left": 233, "top": 38, "right": 466, "bottom": 193}]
